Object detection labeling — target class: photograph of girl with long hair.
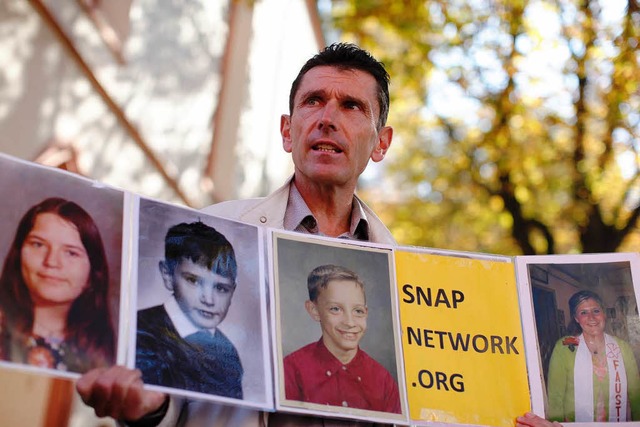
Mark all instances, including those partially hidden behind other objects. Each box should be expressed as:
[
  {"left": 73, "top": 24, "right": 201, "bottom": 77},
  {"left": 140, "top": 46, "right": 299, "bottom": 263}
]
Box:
[{"left": 0, "top": 197, "right": 115, "bottom": 373}]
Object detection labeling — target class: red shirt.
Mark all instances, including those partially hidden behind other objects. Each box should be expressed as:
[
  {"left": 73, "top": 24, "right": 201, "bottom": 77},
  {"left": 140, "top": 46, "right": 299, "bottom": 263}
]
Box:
[{"left": 284, "top": 339, "right": 401, "bottom": 414}]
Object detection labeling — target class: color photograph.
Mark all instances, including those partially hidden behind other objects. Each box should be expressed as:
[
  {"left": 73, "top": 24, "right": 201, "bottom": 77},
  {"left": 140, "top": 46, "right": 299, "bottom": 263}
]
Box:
[
  {"left": 272, "top": 231, "right": 406, "bottom": 424},
  {"left": 0, "top": 154, "right": 124, "bottom": 377},
  {"left": 517, "top": 253, "right": 640, "bottom": 423}
]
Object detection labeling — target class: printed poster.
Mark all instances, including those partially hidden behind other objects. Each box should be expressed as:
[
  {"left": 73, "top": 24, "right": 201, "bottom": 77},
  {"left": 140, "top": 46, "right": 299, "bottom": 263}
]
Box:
[
  {"left": 396, "top": 248, "right": 530, "bottom": 426},
  {"left": 9, "top": 152, "right": 640, "bottom": 426}
]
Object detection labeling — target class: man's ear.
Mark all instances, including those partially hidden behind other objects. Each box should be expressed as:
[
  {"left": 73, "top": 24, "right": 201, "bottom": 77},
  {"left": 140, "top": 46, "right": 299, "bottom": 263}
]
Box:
[
  {"left": 371, "top": 125, "right": 393, "bottom": 162},
  {"left": 305, "top": 300, "right": 320, "bottom": 322},
  {"left": 159, "top": 261, "right": 174, "bottom": 292},
  {"left": 281, "top": 114, "right": 293, "bottom": 153}
]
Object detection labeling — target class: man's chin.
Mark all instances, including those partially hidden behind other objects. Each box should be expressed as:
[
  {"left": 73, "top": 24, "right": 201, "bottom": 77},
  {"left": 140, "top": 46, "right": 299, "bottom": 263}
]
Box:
[{"left": 297, "top": 167, "right": 349, "bottom": 184}]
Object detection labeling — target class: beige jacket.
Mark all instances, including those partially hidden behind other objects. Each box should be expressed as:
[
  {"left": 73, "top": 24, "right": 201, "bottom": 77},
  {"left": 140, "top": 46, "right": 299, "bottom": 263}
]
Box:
[{"left": 202, "top": 178, "right": 396, "bottom": 245}]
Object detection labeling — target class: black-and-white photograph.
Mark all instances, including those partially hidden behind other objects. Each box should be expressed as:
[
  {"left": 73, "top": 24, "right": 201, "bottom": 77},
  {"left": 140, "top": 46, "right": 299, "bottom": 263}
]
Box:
[{"left": 134, "top": 197, "right": 270, "bottom": 409}]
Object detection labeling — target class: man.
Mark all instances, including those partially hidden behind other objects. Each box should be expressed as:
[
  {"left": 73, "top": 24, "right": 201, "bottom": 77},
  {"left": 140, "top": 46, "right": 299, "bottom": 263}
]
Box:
[
  {"left": 136, "top": 221, "right": 242, "bottom": 399},
  {"left": 78, "top": 42, "right": 393, "bottom": 427},
  {"left": 202, "top": 43, "right": 394, "bottom": 244},
  {"left": 77, "top": 43, "right": 555, "bottom": 427}
]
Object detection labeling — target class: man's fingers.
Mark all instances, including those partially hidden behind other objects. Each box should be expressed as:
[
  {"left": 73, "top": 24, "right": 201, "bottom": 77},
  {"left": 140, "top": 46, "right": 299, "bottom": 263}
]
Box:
[
  {"left": 76, "top": 366, "right": 167, "bottom": 421},
  {"left": 76, "top": 367, "right": 107, "bottom": 400},
  {"left": 121, "top": 378, "right": 167, "bottom": 421},
  {"left": 99, "top": 367, "right": 144, "bottom": 419},
  {"left": 515, "top": 412, "right": 561, "bottom": 427},
  {"left": 90, "top": 366, "right": 138, "bottom": 417}
]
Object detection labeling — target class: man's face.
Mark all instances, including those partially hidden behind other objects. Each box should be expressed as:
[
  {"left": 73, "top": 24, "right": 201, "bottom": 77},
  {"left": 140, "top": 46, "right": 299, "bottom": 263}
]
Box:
[
  {"left": 161, "top": 258, "right": 235, "bottom": 330},
  {"left": 308, "top": 279, "right": 368, "bottom": 360},
  {"left": 281, "top": 66, "right": 392, "bottom": 190}
]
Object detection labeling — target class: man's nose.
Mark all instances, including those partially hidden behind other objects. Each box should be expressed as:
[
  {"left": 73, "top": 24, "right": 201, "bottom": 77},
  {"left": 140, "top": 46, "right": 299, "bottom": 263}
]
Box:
[{"left": 318, "top": 101, "right": 337, "bottom": 130}]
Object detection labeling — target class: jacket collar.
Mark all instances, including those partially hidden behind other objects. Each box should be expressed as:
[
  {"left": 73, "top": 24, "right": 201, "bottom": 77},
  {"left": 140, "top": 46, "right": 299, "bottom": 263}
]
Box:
[{"left": 237, "top": 176, "right": 396, "bottom": 245}]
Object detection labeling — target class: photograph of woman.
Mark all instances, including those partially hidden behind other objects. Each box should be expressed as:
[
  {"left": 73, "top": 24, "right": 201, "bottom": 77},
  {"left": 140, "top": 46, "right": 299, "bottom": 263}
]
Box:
[
  {"left": 547, "top": 289, "right": 640, "bottom": 422},
  {"left": 0, "top": 197, "right": 115, "bottom": 373}
]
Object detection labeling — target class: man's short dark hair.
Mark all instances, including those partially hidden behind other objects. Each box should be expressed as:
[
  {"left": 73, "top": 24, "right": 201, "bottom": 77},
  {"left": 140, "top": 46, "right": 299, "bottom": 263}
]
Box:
[
  {"left": 164, "top": 221, "right": 237, "bottom": 284},
  {"left": 289, "top": 43, "right": 390, "bottom": 130}
]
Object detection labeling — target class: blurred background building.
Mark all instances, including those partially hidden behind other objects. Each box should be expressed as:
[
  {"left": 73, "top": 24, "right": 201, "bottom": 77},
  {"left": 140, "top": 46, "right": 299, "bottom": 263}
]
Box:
[{"left": 0, "top": 0, "right": 324, "bottom": 207}]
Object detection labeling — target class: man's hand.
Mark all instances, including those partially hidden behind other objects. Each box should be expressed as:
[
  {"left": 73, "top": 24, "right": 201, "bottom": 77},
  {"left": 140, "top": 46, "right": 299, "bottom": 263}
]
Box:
[
  {"left": 76, "top": 366, "right": 167, "bottom": 421},
  {"left": 516, "top": 412, "right": 562, "bottom": 427}
]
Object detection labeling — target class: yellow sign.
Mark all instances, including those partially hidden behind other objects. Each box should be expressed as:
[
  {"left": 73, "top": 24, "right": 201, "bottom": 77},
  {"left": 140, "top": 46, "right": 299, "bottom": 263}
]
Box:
[{"left": 396, "top": 250, "right": 530, "bottom": 427}]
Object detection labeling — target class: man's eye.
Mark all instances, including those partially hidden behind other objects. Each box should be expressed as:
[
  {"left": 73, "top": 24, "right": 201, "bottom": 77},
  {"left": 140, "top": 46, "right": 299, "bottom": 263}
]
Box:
[
  {"left": 305, "top": 97, "right": 320, "bottom": 105},
  {"left": 344, "top": 101, "right": 360, "bottom": 110},
  {"left": 329, "top": 306, "right": 341, "bottom": 313}
]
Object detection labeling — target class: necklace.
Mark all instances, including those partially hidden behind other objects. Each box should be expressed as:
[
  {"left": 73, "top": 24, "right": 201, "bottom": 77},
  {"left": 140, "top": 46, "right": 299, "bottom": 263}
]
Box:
[{"left": 586, "top": 338, "right": 604, "bottom": 355}]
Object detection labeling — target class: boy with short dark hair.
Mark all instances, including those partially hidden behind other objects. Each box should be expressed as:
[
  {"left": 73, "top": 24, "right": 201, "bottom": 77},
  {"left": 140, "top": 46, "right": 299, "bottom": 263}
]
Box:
[
  {"left": 283, "top": 264, "right": 400, "bottom": 413},
  {"left": 136, "top": 221, "right": 243, "bottom": 399}
]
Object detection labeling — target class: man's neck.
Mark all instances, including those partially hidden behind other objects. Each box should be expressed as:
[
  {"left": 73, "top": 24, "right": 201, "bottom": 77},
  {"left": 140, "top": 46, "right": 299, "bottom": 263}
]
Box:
[{"left": 292, "top": 177, "right": 355, "bottom": 237}]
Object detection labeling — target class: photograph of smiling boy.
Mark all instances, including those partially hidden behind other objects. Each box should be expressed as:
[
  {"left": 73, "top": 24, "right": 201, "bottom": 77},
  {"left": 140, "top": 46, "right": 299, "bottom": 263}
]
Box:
[
  {"left": 284, "top": 264, "right": 401, "bottom": 413},
  {"left": 0, "top": 155, "right": 123, "bottom": 375},
  {"left": 274, "top": 232, "right": 403, "bottom": 420},
  {"left": 135, "top": 198, "right": 267, "bottom": 403}
]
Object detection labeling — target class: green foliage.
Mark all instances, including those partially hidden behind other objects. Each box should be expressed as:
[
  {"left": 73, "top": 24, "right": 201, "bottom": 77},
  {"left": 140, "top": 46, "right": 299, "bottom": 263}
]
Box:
[{"left": 331, "top": 0, "right": 640, "bottom": 255}]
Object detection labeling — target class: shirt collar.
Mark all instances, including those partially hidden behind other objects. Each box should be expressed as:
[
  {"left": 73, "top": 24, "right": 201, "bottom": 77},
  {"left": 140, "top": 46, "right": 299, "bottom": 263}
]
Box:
[
  {"left": 283, "top": 182, "right": 370, "bottom": 241},
  {"left": 314, "top": 338, "right": 363, "bottom": 368},
  {"left": 164, "top": 297, "right": 201, "bottom": 338}
]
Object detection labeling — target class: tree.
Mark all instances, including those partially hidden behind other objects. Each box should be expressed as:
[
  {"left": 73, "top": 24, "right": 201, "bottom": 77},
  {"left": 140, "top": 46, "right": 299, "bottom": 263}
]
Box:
[{"left": 330, "top": 0, "right": 640, "bottom": 255}]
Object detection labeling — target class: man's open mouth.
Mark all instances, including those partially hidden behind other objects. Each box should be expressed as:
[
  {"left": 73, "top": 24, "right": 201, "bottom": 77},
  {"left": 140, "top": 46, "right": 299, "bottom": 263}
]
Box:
[{"left": 313, "top": 143, "right": 342, "bottom": 153}]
